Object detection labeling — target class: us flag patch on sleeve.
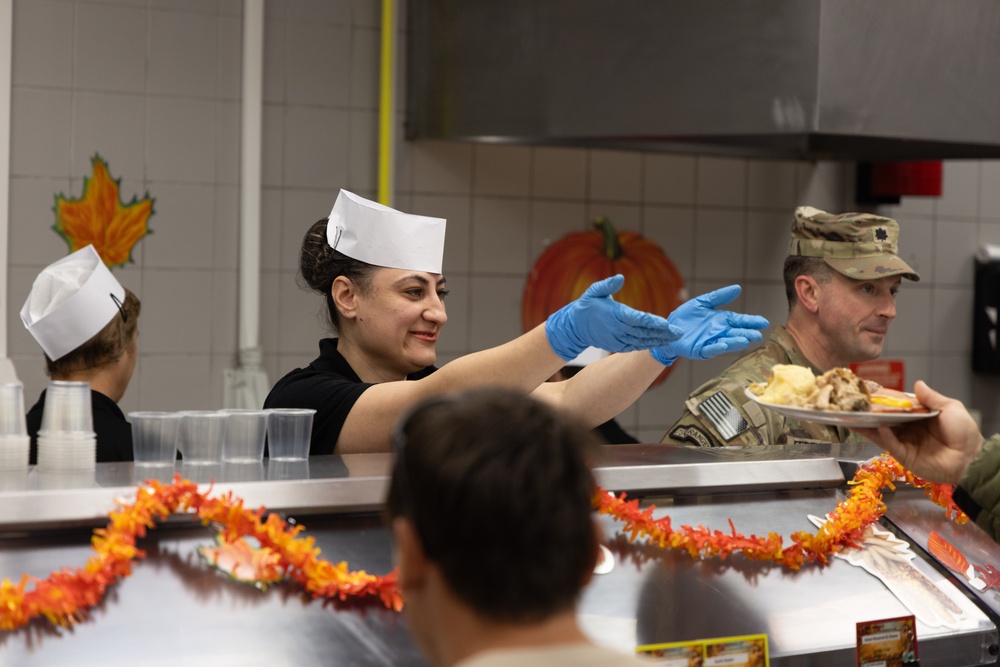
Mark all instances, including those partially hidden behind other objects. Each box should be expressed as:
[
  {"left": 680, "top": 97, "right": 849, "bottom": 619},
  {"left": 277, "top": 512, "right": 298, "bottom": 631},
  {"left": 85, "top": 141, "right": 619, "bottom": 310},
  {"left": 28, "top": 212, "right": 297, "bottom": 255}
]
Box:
[{"left": 697, "top": 391, "right": 748, "bottom": 441}]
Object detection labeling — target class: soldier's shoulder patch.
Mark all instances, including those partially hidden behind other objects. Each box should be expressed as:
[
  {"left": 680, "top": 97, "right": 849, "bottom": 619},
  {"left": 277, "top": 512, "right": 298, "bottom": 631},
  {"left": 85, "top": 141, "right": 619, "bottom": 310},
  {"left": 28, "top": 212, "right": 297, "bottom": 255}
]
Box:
[
  {"left": 667, "top": 424, "right": 714, "bottom": 448},
  {"left": 695, "top": 390, "right": 749, "bottom": 441}
]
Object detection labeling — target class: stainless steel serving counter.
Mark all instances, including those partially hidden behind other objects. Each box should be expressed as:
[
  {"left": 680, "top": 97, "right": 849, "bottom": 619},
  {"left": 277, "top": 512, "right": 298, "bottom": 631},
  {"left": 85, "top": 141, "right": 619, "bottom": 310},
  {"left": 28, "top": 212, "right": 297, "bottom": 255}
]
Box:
[{"left": 1, "top": 444, "right": 998, "bottom": 666}]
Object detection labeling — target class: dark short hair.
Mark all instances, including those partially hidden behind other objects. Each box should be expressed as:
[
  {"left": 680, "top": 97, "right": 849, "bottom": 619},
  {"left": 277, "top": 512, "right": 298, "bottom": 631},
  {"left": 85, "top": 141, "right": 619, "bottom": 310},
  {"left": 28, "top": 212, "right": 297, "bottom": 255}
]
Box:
[
  {"left": 386, "top": 388, "right": 601, "bottom": 623},
  {"left": 46, "top": 288, "right": 141, "bottom": 376},
  {"left": 782, "top": 255, "right": 834, "bottom": 310},
  {"left": 297, "top": 218, "right": 377, "bottom": 332}
]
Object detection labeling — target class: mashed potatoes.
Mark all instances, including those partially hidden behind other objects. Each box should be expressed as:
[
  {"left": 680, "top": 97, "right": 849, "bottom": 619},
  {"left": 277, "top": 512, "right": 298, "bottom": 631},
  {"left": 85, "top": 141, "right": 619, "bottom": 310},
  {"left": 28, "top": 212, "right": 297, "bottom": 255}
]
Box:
[
  {"left": 750, "top": 365, "right": 871, "bottom": 412},
  {"left": 749, "top": 364, "right": 817, "bottom": 405}
]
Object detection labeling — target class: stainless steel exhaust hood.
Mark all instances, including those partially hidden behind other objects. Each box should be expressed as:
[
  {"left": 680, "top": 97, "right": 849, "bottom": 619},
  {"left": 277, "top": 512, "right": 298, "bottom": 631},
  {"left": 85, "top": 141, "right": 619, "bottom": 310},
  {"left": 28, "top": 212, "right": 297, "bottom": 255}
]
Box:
[{"left": 406, "top": 0, "right": 1000, "bottom": 160}]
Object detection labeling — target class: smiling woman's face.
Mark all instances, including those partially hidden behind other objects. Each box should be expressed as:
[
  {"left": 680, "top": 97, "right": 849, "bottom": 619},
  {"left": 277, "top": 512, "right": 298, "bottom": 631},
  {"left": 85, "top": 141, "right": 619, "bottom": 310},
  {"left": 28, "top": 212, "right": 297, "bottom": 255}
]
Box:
[{"left": 347, "top": 267, "right": 449, "bottom": 380}]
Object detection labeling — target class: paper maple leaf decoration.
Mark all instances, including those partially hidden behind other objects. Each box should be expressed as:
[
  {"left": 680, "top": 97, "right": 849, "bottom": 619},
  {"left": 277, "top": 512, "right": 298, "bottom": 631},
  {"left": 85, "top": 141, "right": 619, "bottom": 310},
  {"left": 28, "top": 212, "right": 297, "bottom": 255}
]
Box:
[{"left": 53, "top": 155, "right": 154, "bottom": 268}]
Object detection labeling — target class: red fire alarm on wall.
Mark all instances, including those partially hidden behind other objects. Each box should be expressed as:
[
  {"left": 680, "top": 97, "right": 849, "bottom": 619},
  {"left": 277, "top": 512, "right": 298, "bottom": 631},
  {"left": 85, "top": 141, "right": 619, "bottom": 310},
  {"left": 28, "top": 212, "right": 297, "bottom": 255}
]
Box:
[{"left": 856, "top": 161, "right": 943, "bottom": 204}]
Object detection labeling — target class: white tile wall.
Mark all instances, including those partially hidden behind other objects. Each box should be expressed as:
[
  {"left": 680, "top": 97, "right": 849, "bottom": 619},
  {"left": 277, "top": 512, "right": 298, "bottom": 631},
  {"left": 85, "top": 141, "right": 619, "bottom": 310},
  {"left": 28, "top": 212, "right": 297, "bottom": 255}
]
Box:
[
  {"left": 470, "top": 197, "right": 530, "bottom": 274},
  {"left": 11, "top": 0, "right": 73, "bottom": 88},
  {"left": 642, "top": 206, "right": 695, "bottom": 279},
  {"left": 147, "top": 97, "right": 218, "bottom": 183},
  {"left": 696, "top": 157, "right": 746, "bottom": 207},
  {"left": 142, "top": 184, "right": 217, "bottom": 269},
  {"left": 747, "top": 160, "right": 798, "bottom": 211},
  {"left": 410, "top": 141, "right": 473, "bottom": 194},
  {"left": 6, "top": 0, "right": 1000, "bottom": 439},
  {"left": 533, "top": 147, "right": 587, "bottom": 200},
  {"left": 473, "top": 145, "right": 532, "bottom": 197},
  {"left": 148, "top": 9, "right": 220, "bottom": 98},
  {"left": 71, "top": 94, "right": 146, "bottom": 180},
  {"left": 693, "top": 208, "right": 746, "bottom": 281},
  {"left": 981, "top": 162, "right": 1000, "bottom": 219},
  {"left": 9, "top": 178, "right": 73, "bottom": 264},
  {"left": 937, "top": 161, "right": 980, "bottom": 218},
  {"left": 282, "top": 106, "right": 350, "bottom": 189},
  {"left": 643, "top": 154, "right": 696, "bottom": 205},
  {"left": 11, "top": 89, "right": 72, "bottom": 177},
  {"left": 590, "top": 150, "right": 642, "bottom": 203},
  {"left": 934, "top": 218, "right": 978, "bottom": 286},
  {"left": 73, "top": 3, "right": 147, "bottom": 94},
  {"left": 284, "top": 22, "right": 351, "bottom": 107}
]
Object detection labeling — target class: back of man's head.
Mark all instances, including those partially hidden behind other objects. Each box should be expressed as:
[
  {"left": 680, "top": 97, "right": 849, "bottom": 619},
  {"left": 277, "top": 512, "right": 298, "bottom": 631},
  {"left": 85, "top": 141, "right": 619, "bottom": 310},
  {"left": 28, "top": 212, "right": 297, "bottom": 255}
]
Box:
[{"left": 386, "top": 388, "right": 601, "bottom": 623}]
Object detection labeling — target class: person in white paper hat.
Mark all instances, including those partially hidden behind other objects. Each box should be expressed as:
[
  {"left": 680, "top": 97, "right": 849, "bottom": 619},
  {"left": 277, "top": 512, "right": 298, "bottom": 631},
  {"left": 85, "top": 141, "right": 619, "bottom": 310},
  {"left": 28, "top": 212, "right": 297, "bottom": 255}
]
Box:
[
  {"left": 21, "top": 245, "right": 142, "bottom": 463},
  {"left": 264, "top": 189, "right": 769, "bottom": 455}
]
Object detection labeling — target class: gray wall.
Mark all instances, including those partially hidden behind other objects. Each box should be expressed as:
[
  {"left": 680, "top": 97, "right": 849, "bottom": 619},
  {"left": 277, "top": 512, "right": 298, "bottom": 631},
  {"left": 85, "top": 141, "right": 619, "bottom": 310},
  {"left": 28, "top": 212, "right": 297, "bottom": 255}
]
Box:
[{"left": 6, "top": 0, "right": 1000, "bottom": 442}]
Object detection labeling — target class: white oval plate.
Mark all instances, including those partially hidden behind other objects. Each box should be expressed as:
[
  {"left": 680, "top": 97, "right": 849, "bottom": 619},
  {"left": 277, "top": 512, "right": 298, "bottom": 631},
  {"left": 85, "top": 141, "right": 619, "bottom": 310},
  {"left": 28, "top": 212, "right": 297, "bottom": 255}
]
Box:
[
  {"left": 743, "top": 388, "right": 938, "bottom": 429},
  {"left": 593, "top": 544, "right": 614, "bottom": 575}
]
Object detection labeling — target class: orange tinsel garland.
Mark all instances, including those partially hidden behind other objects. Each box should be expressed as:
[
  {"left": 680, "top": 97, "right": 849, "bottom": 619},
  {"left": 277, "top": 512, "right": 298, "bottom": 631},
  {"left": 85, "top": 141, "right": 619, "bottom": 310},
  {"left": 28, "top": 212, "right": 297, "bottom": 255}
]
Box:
[
  {"left": 0, "top": 476, "right": 400, "bottom": 632},
  {"left": 593, "top": 456, "right": 967, "bottom": 570},
  {"left": 0, "top": 457, "right": 967, "bottom": 632}
]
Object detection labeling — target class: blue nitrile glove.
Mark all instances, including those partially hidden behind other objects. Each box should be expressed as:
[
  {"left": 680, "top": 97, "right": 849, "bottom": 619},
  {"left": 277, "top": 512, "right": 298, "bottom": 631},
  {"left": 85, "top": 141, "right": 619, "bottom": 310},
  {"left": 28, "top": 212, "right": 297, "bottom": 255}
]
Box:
[
  {"left": 650, "top": 285, "right": 770, "bottom": 366},
  {"left": 545, "top": 275, "right": 684, "bottom": 361}
]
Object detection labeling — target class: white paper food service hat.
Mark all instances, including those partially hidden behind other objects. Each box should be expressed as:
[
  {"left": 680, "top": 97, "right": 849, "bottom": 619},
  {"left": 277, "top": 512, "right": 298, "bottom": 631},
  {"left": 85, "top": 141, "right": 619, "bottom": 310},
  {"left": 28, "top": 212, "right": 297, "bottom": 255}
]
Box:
[
  {"left": 326, "top": 189, "right": 447, "bottom": 274},
  {"left": 20, "top": 245, "right": 126, "bottom": 361}
]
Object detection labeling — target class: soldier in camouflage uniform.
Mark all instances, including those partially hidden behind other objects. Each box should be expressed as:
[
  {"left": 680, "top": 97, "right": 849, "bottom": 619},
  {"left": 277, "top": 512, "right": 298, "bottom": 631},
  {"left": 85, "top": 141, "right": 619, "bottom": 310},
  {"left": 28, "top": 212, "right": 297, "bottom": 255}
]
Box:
[{"left": 663, "top": 206, "right": 920, "bottom": 448}]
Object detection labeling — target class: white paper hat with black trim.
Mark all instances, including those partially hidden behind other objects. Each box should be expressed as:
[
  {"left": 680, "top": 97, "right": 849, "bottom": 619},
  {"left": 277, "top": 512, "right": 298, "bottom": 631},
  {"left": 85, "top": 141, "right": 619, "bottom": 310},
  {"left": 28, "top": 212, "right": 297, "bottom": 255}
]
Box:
[
  {"left": 326, "top": 189, "right": 446, "bottom": 273},
  {"left": 20, "top": 245, "right": 126, "bottom": 361}
]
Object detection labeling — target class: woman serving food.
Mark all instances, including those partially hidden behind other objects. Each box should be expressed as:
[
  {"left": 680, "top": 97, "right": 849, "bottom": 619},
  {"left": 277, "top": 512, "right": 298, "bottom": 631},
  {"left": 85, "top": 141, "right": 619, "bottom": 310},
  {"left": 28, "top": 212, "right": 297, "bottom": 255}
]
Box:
[{"left": 264, "top": 190, "right": 770, "bottom": 455}]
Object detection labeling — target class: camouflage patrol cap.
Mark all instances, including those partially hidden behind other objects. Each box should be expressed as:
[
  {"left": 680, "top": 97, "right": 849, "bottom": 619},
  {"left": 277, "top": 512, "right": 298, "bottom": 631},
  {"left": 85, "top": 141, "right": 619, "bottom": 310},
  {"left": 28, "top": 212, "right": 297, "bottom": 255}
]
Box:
[{"left": 788, "top": 206, "right": 920, "bottom": 281}]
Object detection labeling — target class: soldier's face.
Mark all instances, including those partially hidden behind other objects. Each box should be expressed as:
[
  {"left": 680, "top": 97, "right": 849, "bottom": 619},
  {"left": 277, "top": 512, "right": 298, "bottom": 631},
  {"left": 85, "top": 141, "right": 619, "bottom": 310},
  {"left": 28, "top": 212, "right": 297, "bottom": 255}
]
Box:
[{"left": 815, "top": 273, "right": 901, "bottom": 364}]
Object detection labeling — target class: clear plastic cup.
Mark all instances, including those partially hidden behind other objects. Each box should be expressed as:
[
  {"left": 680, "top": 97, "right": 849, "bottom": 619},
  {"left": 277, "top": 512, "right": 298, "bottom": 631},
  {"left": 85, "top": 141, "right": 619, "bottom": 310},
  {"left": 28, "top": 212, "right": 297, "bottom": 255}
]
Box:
[
  {"left": 129, "top": 411, "right": 181, "bottom": 466},
  {"left": 0, "top": 436, "right": 29, "bottom": 472},
  {"left": 180, "top": 461, "right": 222, "bottom": 484},
  {"left": 266, "top": 408, "right": 315, "bottom": 461},
  {"left": 132, "top": 463, "right": 177, "bottom": 485},
  {"left": 222, "top": 461, "right": 266, "bottom": 482},
  {"left": 267, "top": 458, "right": 310, "bottom": 481},
  {"left": 35, "top": 433, "right": 96, "bottom": 472},
  {"left": 40, "top": 381, "right": 93, "bottom": 435},
  {"left": 222, "top": 409, "right": 268, "bottom": 463},
  {"left": 0, "top": 383, "right": 27, "bottom": 437},
  {"left": 177, "top": 410, "right": 227, "bottom": 464}
]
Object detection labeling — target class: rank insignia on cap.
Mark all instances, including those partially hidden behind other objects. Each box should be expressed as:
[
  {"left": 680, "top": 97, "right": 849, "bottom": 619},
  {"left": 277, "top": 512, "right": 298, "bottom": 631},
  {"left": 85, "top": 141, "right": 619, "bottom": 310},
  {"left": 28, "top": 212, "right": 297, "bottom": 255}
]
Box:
[{"left": 696, "top": 391, "right": 748, "bottom": 441}]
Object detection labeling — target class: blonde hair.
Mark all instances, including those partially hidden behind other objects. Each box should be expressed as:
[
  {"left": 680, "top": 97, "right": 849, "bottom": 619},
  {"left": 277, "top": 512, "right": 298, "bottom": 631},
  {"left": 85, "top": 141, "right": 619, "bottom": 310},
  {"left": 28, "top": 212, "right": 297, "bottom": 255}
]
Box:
[{"left": 46, "top": 288, "right": 141, "bottom": 376}]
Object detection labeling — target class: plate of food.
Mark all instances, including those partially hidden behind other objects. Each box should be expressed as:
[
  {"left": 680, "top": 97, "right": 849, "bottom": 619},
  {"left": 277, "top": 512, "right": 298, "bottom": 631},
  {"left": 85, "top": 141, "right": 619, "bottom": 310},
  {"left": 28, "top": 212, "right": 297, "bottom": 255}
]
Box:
[{"left": 744, "top": 365, "right": 938, "bottom": 429}]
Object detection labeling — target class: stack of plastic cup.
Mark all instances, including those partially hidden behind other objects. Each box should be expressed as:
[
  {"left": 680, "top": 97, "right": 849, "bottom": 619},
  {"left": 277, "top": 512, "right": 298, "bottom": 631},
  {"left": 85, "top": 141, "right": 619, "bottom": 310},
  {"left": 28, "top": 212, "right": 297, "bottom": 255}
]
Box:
[
  {"left": 36, "top": 381, "right": 96, "bottom": 472},
  {"left": 0, "top": 383, "right": 30, "bottom": 471}
]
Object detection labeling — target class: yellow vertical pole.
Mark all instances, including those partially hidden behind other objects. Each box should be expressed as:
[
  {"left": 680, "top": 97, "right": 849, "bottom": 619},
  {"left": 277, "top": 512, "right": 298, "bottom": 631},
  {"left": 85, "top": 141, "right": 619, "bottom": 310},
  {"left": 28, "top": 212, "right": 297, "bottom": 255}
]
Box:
[{"left": 378, "top": 0, "right": 395, "bottom": 206}]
